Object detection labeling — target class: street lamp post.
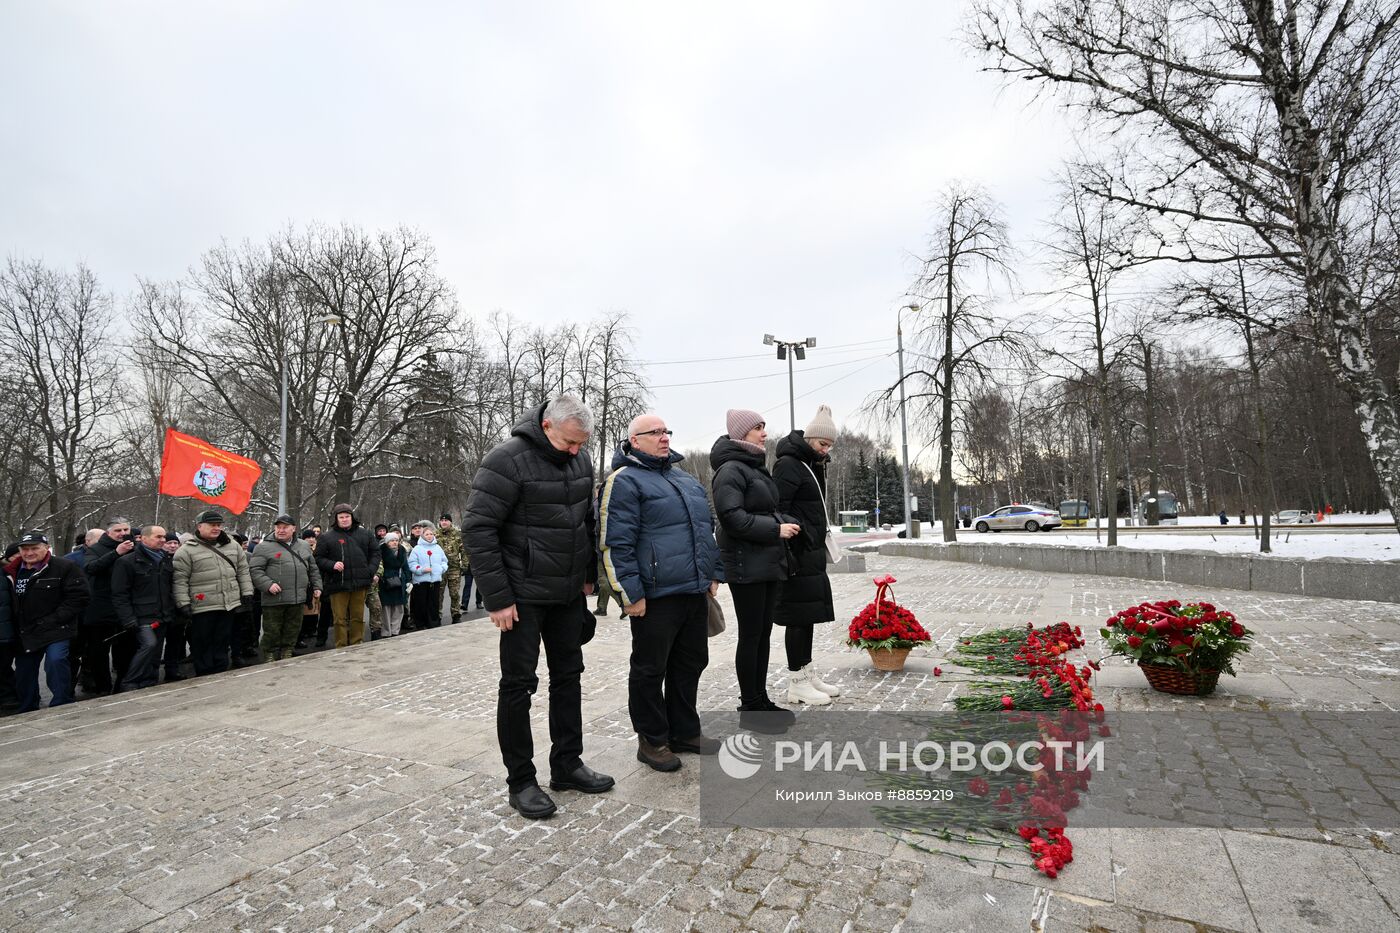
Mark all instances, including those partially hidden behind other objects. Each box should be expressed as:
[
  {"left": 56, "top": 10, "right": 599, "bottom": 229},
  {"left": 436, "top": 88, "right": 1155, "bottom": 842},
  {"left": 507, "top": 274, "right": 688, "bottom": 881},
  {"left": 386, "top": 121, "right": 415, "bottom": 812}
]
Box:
[
  {"left": 762, "top": 334, "right": 817, "bottom": 431},
  {"left": 898, "top": 304, "right": 916, "bottom": 537}
]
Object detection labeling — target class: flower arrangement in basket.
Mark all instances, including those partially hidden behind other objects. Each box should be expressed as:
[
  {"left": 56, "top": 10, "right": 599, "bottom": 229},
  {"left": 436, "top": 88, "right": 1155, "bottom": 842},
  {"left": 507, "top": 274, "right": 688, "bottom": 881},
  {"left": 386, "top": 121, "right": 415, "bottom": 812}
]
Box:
[
  {"left": 845, "top": 574, "right": 931, "bottom": 671},
  {"left": 1100, "top": 600, "right": 1252, "bottom": 696}
]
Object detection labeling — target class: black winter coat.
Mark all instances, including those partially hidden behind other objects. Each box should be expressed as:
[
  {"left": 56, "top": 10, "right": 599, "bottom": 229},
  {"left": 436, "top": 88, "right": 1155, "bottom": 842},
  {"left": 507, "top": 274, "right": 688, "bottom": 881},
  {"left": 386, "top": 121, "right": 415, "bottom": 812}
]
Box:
[
  {"left": 316, "top": 515, "right": 380, "bottom": 594},
  {"left": 710, "top": 436, "right": 794, "bottom": 588},
  {"left": 83, "top": 532, "right": 127, "bottom": 624},
  {"left": 463, "top": 403, "right": 598, "bottom": 610},
  {"left": 772, "top": 431, "right": 835, "bottom": 626},
  {"left": 6, "top": 555, "right": 89, "bottom": 652},
  {"left": 111, "top": 547, "right": 177, "bottom": 630}
]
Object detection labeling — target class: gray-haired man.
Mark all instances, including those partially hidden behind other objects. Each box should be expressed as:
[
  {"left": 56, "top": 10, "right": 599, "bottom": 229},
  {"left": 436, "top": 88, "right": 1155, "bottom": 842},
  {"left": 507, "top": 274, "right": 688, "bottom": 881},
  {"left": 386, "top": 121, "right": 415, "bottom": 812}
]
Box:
[{"left": 464, "top": 395, "right": 613, "bottom": 819}]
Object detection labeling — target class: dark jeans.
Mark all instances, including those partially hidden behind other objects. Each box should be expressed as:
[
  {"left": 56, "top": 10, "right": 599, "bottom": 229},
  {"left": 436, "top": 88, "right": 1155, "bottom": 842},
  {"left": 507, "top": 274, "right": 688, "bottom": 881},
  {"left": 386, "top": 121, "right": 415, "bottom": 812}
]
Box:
[
  {"left": 120, "top": 624, "right": 164, "bottom": 690},
  {"left": 730, "top": 581, "right": 780, "bottom": 707},
  {"left": 498, "top": 596, "right": 585, "bottom": 792},
  {"left": 628, "top": 593, "right": 708, "bottom": 746},
  {"left": 785, "top": 624, "right": 814, "bottom": 671},
  {"left": 15, "top": 640, "right": 73, "bottom": 712},
  {"left": 188, "top": 610, "right": 234, "bottom": 675},
  {"left": 461, "top": 569, "right": 484, "bottom": 609},
  {"left": 163, "top": 616, "right": 187, "bottom": 677},
  {"left": 410, "top": 581, "right": 442, "bottom": 629}
]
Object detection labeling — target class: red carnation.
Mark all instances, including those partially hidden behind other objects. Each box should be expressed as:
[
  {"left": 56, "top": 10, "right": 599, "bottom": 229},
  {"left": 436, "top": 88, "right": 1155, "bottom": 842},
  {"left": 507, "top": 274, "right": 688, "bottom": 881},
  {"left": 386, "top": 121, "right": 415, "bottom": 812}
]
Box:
[
  {"left": 1126, "top": 636, "right": 1142, "bottom": 648},
  {"left": 1229, "top": 622, "right": 1245, "bottom": 637},
  {"left": 1001, "top": 696, "right": 1014, "bottom": 709},
  {"left": 195, "top": 593, "right": 205, "bottom": 601},
  {"left": 275, "top": 552, "right": 283, "bottom": 558},
  {"left": 933, "top": 667, "right": 942, "bottom": 676},
  {"left": 968, "top": 777, "right": 990, "bottom": 797}
]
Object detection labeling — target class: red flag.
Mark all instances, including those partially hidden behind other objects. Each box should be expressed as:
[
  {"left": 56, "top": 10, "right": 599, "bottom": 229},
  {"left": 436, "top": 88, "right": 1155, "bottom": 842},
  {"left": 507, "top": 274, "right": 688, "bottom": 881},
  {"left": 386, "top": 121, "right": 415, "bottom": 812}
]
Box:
[{"left": 158, "top": 428, "right": 263, "bottom": 515}]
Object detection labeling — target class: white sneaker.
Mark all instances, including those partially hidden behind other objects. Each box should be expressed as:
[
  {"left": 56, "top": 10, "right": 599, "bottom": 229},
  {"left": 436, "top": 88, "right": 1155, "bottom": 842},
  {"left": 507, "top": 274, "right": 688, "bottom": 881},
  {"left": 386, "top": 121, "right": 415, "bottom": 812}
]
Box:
[
  {"left": 787, "top": 669, "right": 832, "bottom": 706},
  {"left": 806, "top": 665, "right": 841, "bottom": 697}
]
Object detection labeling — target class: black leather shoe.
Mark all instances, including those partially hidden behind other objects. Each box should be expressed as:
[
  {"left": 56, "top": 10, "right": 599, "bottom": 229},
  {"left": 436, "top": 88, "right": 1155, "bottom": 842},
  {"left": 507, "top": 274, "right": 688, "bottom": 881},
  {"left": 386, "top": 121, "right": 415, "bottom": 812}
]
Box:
[
  {"left": 548, "top": 763, "right": 616, "bottom": 794},
  {"left": 508, "top": 784, "right": 557, "bottom": 819},
  {"left": 670, "top": 734, "right": 722, "bottom": 755}
]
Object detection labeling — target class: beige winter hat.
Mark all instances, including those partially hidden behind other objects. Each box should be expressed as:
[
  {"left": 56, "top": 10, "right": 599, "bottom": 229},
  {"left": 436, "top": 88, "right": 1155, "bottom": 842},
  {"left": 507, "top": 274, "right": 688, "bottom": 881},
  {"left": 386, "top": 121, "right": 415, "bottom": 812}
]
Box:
[{"left": 804, "top": 404, "right": 837, "bottom": 442}]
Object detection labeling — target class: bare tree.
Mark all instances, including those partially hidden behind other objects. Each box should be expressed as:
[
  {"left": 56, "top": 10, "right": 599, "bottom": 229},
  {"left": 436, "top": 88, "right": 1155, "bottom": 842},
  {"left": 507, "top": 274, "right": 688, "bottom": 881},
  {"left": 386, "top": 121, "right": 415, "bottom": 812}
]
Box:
[
  {"left": 1039, "top": 166, "right": 1152, "bottom": 545},
  {"left": 884, "top": 182, "right": 1020, "bottom": 541},
  {"left": 972, "top": 0, "right": 1400, "bottom": 532},
  {"left": 0, "top": 259, "right": 120, "bottom": 542},
  {"left": 587, "top": 312, "right": 647, "bottom": 471},
  {"left": 136, "top": 224, "right": 464, "bottom": 512}
]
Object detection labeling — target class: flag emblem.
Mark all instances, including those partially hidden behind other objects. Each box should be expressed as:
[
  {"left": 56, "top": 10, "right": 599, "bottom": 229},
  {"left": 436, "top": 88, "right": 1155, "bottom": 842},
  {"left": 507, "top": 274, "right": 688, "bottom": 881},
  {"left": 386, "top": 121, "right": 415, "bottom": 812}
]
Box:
[{"left": 192, "top": 462, "right": 228, "bottom": 497}]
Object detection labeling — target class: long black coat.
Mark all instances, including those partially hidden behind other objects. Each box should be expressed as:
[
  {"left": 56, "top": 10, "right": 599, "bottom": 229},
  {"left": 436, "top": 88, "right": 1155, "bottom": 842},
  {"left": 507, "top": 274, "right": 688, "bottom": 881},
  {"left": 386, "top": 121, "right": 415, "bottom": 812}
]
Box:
[
  {"left": 772, "top": 431, "right": 835, "bottom": 626},
  {"left": 710, "top": 436, "right": 794, "bottom": 588},
  {"left": 6, "top": 555, "right": 90, "bottom": 652},
  {"left": 463, "top": 403, "right": 597, "bottom": 610}
]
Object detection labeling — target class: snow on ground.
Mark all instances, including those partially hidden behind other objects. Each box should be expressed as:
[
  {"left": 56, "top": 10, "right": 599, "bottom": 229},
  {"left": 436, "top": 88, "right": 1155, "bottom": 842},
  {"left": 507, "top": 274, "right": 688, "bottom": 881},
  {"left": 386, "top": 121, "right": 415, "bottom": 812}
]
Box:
[
  {"left": 1170, "top": 511, "right": 1392, "bottom": 527},
  {"left": 867, "top": 528, "right": 1400, "bottom": 561}
]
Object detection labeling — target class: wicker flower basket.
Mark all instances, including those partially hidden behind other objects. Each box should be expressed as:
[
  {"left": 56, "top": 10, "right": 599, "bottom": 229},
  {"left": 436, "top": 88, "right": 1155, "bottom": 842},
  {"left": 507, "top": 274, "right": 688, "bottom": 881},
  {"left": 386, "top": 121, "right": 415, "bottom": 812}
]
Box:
[
  {"left": 1139, "top": 661, "right": 1221, "bottom": 696},
  {"left": 868, "top": 647, "right": 912, "bottom": 672}
]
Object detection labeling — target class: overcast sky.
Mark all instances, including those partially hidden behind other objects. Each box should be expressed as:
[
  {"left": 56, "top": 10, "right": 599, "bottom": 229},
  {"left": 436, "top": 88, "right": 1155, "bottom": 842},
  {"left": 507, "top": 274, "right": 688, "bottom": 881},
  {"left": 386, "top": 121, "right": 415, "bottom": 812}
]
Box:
[{"left": 1, "top": 1, "right": 1076, "bottom": 458}]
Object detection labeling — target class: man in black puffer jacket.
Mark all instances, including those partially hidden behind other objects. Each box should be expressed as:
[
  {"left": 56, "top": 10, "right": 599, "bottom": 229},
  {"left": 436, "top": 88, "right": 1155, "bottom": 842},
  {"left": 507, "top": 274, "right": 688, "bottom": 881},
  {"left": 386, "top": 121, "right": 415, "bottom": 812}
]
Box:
[
  {"left": 315, "top": 504, "right": 379, "bottom": 648},
  {"left": 464, "top": 395, "right": 613, "bottom": 820}
]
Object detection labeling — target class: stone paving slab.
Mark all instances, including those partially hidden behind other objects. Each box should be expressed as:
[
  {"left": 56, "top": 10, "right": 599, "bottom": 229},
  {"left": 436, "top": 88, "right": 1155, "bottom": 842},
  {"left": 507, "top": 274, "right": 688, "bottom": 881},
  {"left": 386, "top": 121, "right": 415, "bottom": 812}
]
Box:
[{"left": 1, "top": 556, "right": 1398, "bottom": 931}]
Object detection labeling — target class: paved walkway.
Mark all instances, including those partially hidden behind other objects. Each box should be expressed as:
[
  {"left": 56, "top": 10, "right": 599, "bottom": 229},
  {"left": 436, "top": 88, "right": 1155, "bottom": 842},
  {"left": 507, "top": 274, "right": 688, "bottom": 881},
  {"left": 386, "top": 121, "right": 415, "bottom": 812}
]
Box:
[{"left": 2, "top": 556, "right": 1397, "bottom": 932}]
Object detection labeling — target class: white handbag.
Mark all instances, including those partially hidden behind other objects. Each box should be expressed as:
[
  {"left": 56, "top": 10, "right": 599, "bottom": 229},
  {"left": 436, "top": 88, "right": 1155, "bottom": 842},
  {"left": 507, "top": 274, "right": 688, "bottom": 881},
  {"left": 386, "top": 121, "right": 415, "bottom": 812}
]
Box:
[{"left": 803, "top": 463, "right": 842, "bottom": 564}]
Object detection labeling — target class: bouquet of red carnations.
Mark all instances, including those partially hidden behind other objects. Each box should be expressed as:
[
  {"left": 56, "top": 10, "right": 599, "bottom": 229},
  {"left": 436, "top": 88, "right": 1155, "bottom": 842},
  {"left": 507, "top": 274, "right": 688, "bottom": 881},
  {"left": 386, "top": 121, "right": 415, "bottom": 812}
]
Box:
[{"left": 845, "top": 574, "right": 931, "bottom": 651}]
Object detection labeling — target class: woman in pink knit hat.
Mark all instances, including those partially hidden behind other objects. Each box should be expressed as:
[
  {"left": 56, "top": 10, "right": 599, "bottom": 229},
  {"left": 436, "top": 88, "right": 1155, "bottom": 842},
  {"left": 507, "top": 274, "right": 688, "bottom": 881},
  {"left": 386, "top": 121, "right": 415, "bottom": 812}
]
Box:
[{"left": 710, "top": 409, "right": 802, "bottom": 734}]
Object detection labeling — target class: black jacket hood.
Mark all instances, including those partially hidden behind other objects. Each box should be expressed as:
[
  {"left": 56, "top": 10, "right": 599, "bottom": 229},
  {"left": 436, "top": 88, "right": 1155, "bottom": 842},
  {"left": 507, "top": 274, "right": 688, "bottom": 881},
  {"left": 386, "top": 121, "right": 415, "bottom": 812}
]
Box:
[
  {"left": 775, "top": 430, "right": 823, "bottom": 464},
  {"left": 513, "top": 402, "right": 573, "bottom": 465}
]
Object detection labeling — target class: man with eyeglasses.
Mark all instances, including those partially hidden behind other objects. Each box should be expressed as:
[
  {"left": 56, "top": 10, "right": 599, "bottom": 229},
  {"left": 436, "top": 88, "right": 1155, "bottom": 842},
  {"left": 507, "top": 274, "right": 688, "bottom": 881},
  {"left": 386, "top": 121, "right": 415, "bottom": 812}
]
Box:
[
  {"left": 80, "top": 516, "right": 137, "bottom": 694},
  {"left": 599, "top": 413, "right": 724, "bottom": 772}
]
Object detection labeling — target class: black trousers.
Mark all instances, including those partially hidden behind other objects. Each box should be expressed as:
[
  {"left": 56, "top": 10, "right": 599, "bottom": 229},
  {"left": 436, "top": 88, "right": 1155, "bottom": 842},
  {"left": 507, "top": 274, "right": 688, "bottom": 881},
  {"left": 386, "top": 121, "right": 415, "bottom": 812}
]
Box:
[
  {"left": 188, "top": 610, "right": 234, "bottom": 675},
  {"left": 628, "top": 593, "right": 708, "bottom": 746},
  {"left": 498, "top": 596, "right": 585, "bottom": 792},
  {"left": 785, "top": 624, "right": 814, "bottom": 671},
  {"left": 80, "top": 619, "right": 135, "bottom": 694},
  {"left": 730, "top": 581, "right": 781, "bottom": 707},
  {"left": 162, "top": 616, "right": 187, "bottom": 676},
  {"left": 410, "top": 581, "right": 442, "bottom": 629},
  {"left": 0, "top": 642, "right": 17, "bottom": 711}
]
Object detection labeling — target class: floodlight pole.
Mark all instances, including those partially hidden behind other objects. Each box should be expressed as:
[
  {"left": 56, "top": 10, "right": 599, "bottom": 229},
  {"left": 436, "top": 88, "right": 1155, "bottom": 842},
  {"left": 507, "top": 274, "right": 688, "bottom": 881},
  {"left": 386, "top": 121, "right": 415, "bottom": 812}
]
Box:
[{"left": 762, "top": 334, "right": 817, "bottom": 432}]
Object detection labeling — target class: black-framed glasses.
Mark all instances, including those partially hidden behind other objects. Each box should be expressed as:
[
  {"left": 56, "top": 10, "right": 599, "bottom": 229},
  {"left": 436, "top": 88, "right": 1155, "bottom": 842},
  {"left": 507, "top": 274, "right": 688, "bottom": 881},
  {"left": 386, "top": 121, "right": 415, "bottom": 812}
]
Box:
[{"left": 635, "top": 428, "right": 674, "bottom": 437}]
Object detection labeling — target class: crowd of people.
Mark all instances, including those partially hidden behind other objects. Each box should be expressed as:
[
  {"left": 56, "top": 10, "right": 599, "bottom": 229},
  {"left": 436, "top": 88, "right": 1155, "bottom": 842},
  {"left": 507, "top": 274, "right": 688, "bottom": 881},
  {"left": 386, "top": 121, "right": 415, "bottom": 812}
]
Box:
[
  {"left": 0, "top": 509, "right": 486, "bottom": 714},
  {"left": 2, "top": 392, "right": 843, "bottom": 825}
]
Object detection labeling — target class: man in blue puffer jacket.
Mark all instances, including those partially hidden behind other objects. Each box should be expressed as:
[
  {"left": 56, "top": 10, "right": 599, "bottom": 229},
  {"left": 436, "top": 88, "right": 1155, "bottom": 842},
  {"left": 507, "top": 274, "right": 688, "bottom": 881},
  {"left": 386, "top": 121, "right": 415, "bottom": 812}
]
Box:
[{"left": 600, "top": 412, "right": 725, "bottom": 772}]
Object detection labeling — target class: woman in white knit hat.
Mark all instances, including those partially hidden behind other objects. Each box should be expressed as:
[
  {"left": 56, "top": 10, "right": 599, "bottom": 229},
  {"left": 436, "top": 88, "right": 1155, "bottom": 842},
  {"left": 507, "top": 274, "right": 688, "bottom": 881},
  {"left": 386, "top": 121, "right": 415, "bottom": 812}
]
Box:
[{"left": 772, "top": 405, "right": 840, "bottom": 704}]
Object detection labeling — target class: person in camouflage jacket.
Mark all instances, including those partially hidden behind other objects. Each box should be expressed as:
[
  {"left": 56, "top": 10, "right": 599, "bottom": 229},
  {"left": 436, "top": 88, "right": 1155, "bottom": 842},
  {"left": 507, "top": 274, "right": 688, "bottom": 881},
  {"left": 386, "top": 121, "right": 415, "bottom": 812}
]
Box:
[{"left": 437, "top": 514, "right": 466, "bottom": 623}]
